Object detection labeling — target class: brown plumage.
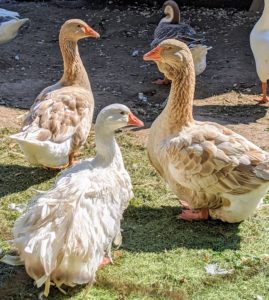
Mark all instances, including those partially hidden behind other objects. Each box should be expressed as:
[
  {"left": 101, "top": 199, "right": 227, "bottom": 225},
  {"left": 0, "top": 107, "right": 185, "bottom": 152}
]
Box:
[
  {"left": 11, "top": 19, "right": 100, "bottom": 169},
  {"left": 144, "top": 39, "right": 269, "bottom": 223}
]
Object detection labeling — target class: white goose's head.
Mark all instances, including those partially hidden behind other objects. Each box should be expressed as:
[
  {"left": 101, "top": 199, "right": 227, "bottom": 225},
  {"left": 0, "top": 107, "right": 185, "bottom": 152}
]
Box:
[
  {"left": 96, "top": 104, "right": 144, "bottom": 132},
  {"left": 160, "top": 0, "right": 180, "bottom": 24},
  {"left": 60, "top": 19, "right": 100, "bottom": 42}
]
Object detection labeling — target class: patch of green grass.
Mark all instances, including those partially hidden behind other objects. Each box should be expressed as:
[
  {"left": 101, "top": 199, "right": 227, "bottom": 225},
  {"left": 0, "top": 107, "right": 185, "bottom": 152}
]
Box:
[{"left": 0, "top": 128, "right": 269, "bottom": 300}]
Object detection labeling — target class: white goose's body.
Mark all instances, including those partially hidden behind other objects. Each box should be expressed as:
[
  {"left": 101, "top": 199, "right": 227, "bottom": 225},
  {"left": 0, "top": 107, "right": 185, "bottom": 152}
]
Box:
[
  {"left": 0, "top": 8, "right": 28, "bottom": 44},
  {"left": 5, "top": 104, "right": 143, "bottom": 296},
  {"left": 250, "top": 1, "right": 269, "bottom": 82},
  {"left": 250, "top": 0, "right": 269, "bottom": 102}
]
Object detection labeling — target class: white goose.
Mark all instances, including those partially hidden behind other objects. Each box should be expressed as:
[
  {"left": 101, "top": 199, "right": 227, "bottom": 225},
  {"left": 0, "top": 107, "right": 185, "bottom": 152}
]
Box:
[
  {"left": 0, "top": 8, "right": 29, "bottom": 44},
  {"left": 1, "top": 104, "right": 144, "bottom": 296},
  {"left": 250, "top": 0, "right": 269, "bottom": 103},
  {"left": 10, "top": 19, "right": 99, "bottom": 169}
]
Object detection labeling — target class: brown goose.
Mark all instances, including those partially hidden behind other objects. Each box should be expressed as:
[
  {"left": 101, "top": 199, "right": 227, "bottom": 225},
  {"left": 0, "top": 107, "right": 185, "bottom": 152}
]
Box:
[
  {"left": 144, "top": 39, "right": 269, "bottom": 223},
  {"left": 10, "top": 19, "right": 99, "bottom": 169}
]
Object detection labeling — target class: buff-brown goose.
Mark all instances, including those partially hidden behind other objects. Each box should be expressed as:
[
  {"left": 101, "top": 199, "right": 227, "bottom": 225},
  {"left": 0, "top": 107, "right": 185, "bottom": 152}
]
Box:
[
  {"left": 1, "top": 104, "right": 144, "bottom": 296},
  {"left": 144, "top": 39, "right": 269, "bottom": 223},
  {"left": 10, "top": 19, "right": 99, "bottom": 169}
]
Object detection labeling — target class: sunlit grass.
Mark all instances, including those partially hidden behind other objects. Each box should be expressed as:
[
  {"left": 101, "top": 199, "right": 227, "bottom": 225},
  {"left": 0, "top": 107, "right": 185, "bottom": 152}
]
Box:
[{"left": 0, "top": 128, "right": 268, "bottom": 300}]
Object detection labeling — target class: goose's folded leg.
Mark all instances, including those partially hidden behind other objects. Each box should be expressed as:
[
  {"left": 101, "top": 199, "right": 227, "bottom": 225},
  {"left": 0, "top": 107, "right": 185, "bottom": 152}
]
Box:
[{"left": 179, "top": 200, "right": 191, "bottom": 209}]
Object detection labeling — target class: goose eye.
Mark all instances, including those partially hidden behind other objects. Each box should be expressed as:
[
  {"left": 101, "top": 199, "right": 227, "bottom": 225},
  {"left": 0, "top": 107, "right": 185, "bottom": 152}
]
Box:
[
  {"left": 77, "top": 24, "right": 81, "bottom": 28},
  {"left": 166, "top": 46, "right": 172, "bottom": 50},
  {"left": 120, "top": 111, "right": 125, "bottom": 115}
]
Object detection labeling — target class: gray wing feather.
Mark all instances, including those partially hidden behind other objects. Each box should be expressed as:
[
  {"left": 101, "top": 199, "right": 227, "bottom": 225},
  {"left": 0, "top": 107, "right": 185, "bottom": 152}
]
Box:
[{"left": 151, "top": 22, "right": 204, "bottom": 48}]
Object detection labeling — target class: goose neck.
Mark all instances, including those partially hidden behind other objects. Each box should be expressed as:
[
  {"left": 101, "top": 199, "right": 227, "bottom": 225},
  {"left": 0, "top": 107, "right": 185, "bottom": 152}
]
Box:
[
  {"left": 94, "top": 126, "right": 122, "bottom": 166},
  {"left": 59, "top": 34, "right": 90, "bottom": 89},
  {"left": 257, "top": 1, "right": 269, "bottom": 29},
  {"left": 162, "top": 67, "right": 195, "bottom": 131}
]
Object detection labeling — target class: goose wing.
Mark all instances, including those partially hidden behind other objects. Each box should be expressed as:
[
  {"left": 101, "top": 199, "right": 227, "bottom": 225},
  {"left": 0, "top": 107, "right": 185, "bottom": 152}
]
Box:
[
  {"left": 161, "top": 122, "right": 269, "bottom": 196},
  {"left": 23, "top": 86, "right": 93, "bottom": 144},
  {"left": 151, "top": 22, "right": 203, "bottom": 48}
]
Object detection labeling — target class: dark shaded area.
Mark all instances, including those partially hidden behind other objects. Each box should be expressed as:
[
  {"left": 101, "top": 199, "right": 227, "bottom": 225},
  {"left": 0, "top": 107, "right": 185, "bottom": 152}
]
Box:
[
  {"left": 194, "top": 103, "right": 268, "bottom": 125},
  {"left": 16, "top": 0, "right": 253, "bottom": 10},
  {"left": 122, "top": 205, "right": 240, "bottom": 252},
  {"left": 0, "top": 265, "right": 38, "bottom": 300},
  {"left": 0, "top": 164, "right": 57, "bottom": 197}
]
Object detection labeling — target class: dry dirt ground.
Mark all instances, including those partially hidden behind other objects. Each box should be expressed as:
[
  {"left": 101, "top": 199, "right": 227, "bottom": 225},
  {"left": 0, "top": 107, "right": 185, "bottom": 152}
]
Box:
[{"left": 0, "top": 1, "right": 269, "bottom": 149}]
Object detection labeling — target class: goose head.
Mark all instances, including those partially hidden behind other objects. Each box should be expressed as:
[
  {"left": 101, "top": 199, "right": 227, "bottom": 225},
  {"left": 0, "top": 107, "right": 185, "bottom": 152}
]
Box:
[
  {"left": 143, "top": 39, "right": 193, "bottom": 80},
  {"left": 96, "top": 104, "right": 144, "bottom": 133},
  {"left": 60, "top": 19, "right": 100, "bottom": 41},
  {"left": 160, "top": 0, "right": 180, "bottom": 24}
]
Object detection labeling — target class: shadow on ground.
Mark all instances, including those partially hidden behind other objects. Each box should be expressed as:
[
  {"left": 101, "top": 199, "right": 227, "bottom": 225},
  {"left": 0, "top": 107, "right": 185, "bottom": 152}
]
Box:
[
  {"left": 122, "top": 205, "right": 240, "bottom": 252},
  {"left": 0, "top": 164, "right": 57, "bottom": 198},
  {"left": 194, "top": 103, "right": 268, "bottom": 125}
]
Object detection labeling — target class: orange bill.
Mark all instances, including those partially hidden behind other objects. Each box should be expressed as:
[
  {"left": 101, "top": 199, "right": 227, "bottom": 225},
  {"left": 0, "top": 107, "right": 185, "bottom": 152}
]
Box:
[
  {"left": 128, "top": 112, "right": 144, "bottom": 127},
  {"left": 143, "top": 46, "right": 161, "bottom": 62},
  {"left": 84, "top": 26, "right": 100, "bottom": 38}
]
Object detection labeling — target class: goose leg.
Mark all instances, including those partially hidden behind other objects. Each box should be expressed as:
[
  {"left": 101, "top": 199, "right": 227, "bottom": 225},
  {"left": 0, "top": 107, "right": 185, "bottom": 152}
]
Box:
[
  {"left": 152, "top": 76, "right": 171, "bottom": 85},
  {"left": 254, "top": 82, "right": 269, "bottom": 103},
  {"left": 99, "top": 257, "right": 111, "bottom": 268},
  {"left": 178, "top": 208, "right": 209, "bottom": 221},
  {"left": 179, "top": 200, "right": 191, "bottom": 209},
  {"left": 68, "top": 152, "right": 75, "bottom": 166}
]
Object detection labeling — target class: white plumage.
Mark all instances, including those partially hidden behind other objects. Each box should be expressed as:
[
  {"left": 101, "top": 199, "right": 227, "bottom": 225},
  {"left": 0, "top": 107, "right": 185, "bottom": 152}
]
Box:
[
  {"left": 5, "top": 104, "right": 144, "bottom": 296},
  {"left": 250, "top": 0, "right": 269, "bottom": 102},
  {"left": 0, "top": 8, "right": 29, "bottom": 44}
]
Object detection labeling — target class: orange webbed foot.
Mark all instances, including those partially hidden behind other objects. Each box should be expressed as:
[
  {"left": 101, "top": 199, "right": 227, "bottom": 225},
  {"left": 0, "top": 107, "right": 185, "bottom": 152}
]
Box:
[
  {"left": 178, "top": 208, "right": 209, "bottom": 221},
  {"left": 99, "top": 257, "right": 111, "bottom": 269},
  {"left": 254, "top": 96, "right": 269, "bottom": 104}
]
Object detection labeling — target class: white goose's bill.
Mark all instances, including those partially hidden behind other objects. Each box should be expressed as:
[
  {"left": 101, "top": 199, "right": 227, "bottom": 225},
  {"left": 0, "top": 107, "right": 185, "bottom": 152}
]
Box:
[{"left": 127, "top": 112, "right": 144, "bottom": 127}]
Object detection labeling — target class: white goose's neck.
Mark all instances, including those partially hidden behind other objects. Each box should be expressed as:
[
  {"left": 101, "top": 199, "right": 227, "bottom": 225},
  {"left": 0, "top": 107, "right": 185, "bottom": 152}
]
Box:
[
  {"left": 257, "top": 1, "right": 269, "bottom": 29},
  {"left": 94, "top": 126, "right": 123, "bottom": 167}
]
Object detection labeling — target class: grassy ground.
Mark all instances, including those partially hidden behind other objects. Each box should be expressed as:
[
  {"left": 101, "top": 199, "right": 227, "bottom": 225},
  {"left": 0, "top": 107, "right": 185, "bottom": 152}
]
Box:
[{"left": 0, "top": 127, "right": 268, "bottom": 300}]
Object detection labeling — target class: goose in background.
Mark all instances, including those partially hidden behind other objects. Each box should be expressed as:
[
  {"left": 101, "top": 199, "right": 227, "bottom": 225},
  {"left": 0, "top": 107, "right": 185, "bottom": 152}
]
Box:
[
  {"left": 0, "top": 8, "right": 29, "bottom": 44},
  {"left": 250, "top": 0, "right": 269, "bottom": 103},
  {"left": 151, "top": 0, "right": 211, "bottom": 84}
]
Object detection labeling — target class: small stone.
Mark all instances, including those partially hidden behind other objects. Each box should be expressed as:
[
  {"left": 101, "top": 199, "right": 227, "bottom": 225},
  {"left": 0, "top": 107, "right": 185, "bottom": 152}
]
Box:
[
  {"left": 15, "top": 55, "right": 19, "bottom": 61},
  {"left": 132, "top": 50, "right": 139, "bottom": 57},
  {"left": 138, "top": 92, "right": 147, "bottom": 103}
]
